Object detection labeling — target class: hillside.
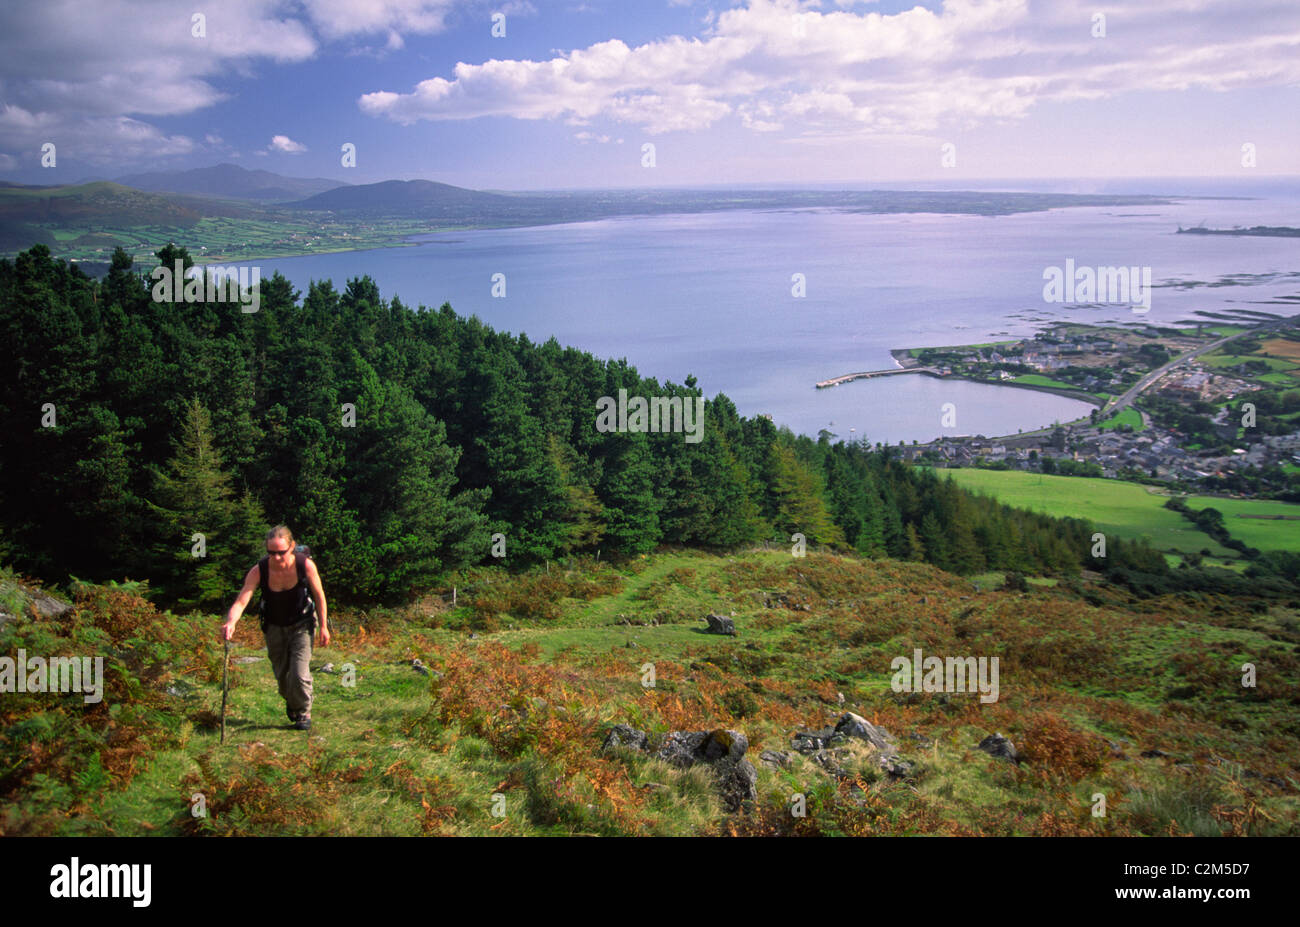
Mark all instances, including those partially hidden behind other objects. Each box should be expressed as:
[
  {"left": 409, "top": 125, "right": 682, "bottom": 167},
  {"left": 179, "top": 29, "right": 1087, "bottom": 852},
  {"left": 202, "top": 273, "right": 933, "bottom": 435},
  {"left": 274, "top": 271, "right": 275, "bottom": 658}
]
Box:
[
  {"left": 0, "top": 181, "right": 201, "bottom": 252},
  {"left": 288, "top": 178, "right": 522, "bottom": 217},
  {"left": 1, "top": 549, "right": 1296, "bottom": 836},
  {"left": 116, "top": 163, "right": 348, "bottom": 201}
]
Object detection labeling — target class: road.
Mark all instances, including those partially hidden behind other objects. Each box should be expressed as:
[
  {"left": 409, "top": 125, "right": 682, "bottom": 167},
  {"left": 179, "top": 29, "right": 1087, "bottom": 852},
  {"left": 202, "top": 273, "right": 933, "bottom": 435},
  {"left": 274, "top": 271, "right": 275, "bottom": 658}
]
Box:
[{"left": 1100, "top": 315, "right": 1299, "bottom": 417}]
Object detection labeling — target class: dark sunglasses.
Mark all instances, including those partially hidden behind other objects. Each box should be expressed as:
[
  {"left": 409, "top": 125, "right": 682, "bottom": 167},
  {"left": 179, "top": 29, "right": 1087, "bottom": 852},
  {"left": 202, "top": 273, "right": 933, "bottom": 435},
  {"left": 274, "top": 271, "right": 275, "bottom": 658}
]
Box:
[{"left": 267, "top": 547, "right": 290, "bottom": 556}]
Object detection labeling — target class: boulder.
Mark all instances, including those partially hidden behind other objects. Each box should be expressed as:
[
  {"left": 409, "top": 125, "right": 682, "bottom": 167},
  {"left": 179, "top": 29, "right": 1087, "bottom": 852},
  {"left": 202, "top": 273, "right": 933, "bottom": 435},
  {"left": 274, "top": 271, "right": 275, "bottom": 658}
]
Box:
[
  {"left": 655, "top": 729, "right": 757, "bottom": 812},
  {"left": 704, "top": 613, "right": 736, "bottom": 636},
  {"left": 28, "top": 591, "right": 72, "bottom": 619},
  {"left": 759, "top": 749, "right": 793, "bottom": 770},
  {"left": 602, "top": 724, "right": 650, "bottom": 752},
  {"left": 977, "top": 732, "right": 1019, "bottom": 763},
  {"left": 792, "top": 713, "right": 894, "bottom": 754},
  {"left": 834, "top": 712, "right": 893, "bottom": 750},
  {"left": 602, "top": 725, "right": 757, "bottom": 811},
  {"left": 809, "top": 747, "right": 853, "bottom": 778},
  {"left": 876, "top": 754, "right": 915, "bottom": 779}
]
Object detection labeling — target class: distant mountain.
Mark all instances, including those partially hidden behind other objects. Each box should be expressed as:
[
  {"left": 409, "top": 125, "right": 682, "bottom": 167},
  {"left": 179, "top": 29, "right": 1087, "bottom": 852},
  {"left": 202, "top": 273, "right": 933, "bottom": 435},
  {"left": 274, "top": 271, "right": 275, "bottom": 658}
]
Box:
[
  {"left": 0, "top": 181, "right": 201, "bottom": 253},
  {"left": 0, "top": 181, "right": 200, "bottom": 225},
  {"left": 115, "top": 163, "right": 348, "bottom": 201},
  {"left": 288, "top": 179, "right": 519, "bottom": 217}
]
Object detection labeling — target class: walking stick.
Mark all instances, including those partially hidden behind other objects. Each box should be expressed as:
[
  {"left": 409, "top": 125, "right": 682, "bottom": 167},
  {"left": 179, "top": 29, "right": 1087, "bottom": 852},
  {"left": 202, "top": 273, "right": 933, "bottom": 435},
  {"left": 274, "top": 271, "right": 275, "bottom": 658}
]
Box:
[{"left": 220, "top": 637, "right": 230, "bottom": 744}]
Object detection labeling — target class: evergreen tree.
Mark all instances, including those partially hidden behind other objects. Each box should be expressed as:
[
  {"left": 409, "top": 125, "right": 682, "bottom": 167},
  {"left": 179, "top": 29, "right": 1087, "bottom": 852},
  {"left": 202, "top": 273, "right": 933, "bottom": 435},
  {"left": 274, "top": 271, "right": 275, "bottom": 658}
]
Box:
[{"left": 145, "top": 397, "right": 266, "bottom": 610}]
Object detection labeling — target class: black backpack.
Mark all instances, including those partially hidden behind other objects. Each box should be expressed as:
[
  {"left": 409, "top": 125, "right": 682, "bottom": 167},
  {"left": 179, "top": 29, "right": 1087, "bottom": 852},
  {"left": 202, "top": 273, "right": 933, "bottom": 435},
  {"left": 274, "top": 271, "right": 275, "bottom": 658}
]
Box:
[{"left": 257, "top": 544, "right": 316, "bottom": 631}]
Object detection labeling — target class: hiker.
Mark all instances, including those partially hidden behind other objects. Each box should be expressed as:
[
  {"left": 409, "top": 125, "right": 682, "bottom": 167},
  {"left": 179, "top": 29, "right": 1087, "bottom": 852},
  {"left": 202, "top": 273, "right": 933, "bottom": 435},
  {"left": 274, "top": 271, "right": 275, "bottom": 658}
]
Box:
[{"left": 221, "top": 525, "right": 330, "bottom": 731}]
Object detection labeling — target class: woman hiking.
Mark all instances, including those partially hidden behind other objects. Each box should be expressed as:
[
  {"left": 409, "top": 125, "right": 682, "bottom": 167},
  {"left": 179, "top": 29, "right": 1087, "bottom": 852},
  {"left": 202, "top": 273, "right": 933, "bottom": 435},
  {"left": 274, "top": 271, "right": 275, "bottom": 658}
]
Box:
[{"left": 221, "top": 525, "right": 330, "bottom": 731}]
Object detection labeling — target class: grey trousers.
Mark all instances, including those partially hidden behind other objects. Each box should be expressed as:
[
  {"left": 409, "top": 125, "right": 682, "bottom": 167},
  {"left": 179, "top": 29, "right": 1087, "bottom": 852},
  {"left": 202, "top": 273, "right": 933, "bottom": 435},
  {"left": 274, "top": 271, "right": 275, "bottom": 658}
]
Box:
[{"left": 264, "top": 618, "right": 313, "bottom": 718}]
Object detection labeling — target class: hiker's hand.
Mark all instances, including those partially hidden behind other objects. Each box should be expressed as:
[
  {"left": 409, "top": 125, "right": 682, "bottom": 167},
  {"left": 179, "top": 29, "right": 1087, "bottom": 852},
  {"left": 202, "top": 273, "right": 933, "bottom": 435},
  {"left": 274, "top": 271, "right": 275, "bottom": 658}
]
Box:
[
  {"left": 220, "top": 620, "right": 236, "bottom": 642},
  {"left": 318, "top": 624, "right": 330, "bottom": 647}
]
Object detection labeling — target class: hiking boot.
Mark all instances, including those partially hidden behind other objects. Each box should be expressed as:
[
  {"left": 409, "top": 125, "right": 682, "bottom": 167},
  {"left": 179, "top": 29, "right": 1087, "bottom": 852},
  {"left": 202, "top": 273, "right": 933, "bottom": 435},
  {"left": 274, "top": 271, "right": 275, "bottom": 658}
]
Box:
[
  {"left": 293, "top": 715, "right": 311, "bottom": 731},
  {"left": 286, "top": 705, "right": 297, "bottom": 723}
]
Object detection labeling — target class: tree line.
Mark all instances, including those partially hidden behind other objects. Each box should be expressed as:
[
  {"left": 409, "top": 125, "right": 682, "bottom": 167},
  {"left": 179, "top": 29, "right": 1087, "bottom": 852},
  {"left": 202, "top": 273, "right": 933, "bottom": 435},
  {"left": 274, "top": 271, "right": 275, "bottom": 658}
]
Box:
[{"left": 1, "top": 244, "right": 1174, "bottom": 611}]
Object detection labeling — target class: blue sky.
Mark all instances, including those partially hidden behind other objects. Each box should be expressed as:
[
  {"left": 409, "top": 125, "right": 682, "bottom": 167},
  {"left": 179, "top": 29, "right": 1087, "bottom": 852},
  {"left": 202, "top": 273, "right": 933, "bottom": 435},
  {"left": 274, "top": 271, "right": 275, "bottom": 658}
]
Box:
[{"left": 2, "top": 0, "right": 1298, "bottom": 190}]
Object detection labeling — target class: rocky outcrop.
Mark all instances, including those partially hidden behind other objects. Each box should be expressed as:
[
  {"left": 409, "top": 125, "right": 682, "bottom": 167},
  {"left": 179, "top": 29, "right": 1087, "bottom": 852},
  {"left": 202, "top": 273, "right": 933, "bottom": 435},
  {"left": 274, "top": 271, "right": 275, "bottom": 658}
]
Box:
[
  {"left": 602, "top": 725, "right": 757, "bottom": 811},
  {"left": 790, "top": 713, "right": 912, "bottom": 780},
  {"left": 976, "top": 733, "right": 1019, "bottom": 763},
  {"left": 602, "top": 724, "right": 651, "bottom": 753},
  {"left": 793, "top": 712, "right": 894, "bottom": 753},
  {"left": 0, "top": 578, "right": 73, "bottom": 626},
  {"left": 704, "top": 613, "right": 736, "bottom": 636}
]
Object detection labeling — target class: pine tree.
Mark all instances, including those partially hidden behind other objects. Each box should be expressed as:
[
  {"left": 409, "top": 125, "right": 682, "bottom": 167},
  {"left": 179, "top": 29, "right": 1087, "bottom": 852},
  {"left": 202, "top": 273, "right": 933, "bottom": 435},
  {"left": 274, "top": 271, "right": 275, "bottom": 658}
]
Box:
[{"left": 145, "top": 397, "right": 266, "bottom": 611}]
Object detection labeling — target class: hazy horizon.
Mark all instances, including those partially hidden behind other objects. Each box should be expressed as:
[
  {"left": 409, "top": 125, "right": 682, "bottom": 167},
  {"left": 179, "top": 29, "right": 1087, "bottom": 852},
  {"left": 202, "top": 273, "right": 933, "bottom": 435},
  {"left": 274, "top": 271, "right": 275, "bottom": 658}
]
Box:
[{"left": 3, "top": 1, "right": 1299, "bottom": 189}]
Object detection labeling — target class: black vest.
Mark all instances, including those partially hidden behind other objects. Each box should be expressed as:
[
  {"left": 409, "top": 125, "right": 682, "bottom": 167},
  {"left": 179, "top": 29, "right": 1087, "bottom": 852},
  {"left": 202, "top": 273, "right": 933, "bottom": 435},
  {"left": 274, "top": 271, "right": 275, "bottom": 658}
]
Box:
[{"left": 257, "top": 545, "right": 316, "bottom": 628}]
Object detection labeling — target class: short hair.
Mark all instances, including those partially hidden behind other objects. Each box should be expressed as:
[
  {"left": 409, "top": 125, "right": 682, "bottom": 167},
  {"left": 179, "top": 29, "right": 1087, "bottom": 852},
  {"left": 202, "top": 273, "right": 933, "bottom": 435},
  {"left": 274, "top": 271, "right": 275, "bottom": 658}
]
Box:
[{"left": 265, "top": 525, "right": 294, "bottom": 549}]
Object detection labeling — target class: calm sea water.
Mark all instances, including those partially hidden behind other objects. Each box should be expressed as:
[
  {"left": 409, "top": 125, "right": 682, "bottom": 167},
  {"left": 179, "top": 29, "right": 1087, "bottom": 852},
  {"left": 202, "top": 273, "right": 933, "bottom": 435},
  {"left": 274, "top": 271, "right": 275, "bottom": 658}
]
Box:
[{"left": 212, "top": 191, "right": 1300, "bottom": 442}]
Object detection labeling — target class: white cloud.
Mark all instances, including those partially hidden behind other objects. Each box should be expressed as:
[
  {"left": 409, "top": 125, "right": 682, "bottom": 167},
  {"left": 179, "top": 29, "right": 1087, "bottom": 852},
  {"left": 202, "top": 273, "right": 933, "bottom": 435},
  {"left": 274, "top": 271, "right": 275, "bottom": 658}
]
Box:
[
  {"left": 359, "top": 0, "right": 1300, "bottom": 140},
  {"left": 269, "top": 134, "right": 308, "bottom": 153},
  {"left": 0, "top": 104, "right": 196, "bottom": 165},
  {"left": 0, "top": 0, "right": 463, "bottom": 165}
]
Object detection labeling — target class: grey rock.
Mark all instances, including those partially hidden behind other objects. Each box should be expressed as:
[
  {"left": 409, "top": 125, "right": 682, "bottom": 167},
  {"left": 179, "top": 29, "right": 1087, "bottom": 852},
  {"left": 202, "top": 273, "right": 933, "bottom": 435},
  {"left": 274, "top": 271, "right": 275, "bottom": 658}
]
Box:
[
  {"left": 28, "top": 591, "right": 72, "bottom": 619},
  {"left": 793, "top": 712, "right": 894, "bottom": 754},
  {"left": 759, "top": 749, "right": 793, "bottom": 770},
  {"left": 411, "top": 659, "right": 430, "bottom": 676},
  {"left": 834, "top": 712, "right": 894, "bottom": 750},
  {"left": 809, "top": 747, "right": 853, "bottom": 778},
  {"left": 1141, "top": 749, "right": 1171, "bottom": 759},
  {"left": 657, "top": 729, "right": 749, "bottom": 766},
  {"left": 655, "top": 729, "right": 756, "bottom": 812},
  {"left": 977, "top": 733, "right": 1019, "bottom": 763},
  {"left": 704, "top": 613, "right": 736, "bottom": 636},
  {"left": 602, "top": 724, "right": 650, "bottom": 752},
  {"left": 319, "top": 662, "right": 335, "bottom": 674},
  {"left": 792, "top": 732, "right": 826, "bottom": 754},
  {"left": 877, "top": 754, "right": 915, "bottom": 779}
]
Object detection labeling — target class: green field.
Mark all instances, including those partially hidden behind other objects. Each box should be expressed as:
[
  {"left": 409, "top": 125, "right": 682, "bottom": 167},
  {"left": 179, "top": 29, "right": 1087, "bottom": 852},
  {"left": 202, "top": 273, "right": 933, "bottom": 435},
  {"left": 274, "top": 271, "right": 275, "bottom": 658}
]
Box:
[
  {"left": 1202, "top": 353, "right": 1299, "bottom": 372},
  {"left": 938, "top": 469, "right": 1300, "bottom": 556},
  {"left": 1184, "top": 497, "right": 1300, "bottom": 551},
  {"left": 1097, "top": 408, "right": 1145, "bottom": 432},
  {"left": 1013, "top": 374, "right": 1077, "bottom": 389}
]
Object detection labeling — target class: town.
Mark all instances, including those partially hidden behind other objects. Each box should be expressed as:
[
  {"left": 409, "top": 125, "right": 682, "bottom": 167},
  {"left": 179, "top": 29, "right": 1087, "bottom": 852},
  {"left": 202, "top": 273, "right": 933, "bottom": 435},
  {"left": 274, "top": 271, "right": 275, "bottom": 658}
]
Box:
[{"left": 875, "top": 318, "right": 1300, "bottom": 499}]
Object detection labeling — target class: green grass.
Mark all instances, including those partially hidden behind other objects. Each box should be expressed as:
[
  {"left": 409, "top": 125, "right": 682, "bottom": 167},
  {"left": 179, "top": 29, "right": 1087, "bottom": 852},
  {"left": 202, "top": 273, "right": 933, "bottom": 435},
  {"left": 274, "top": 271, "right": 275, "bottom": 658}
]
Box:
[
  {"left": 940, "top": 469, "right": 1300, "bottom": 556},
  {"left": 5, "top": 550, "right": 1300, "bottom": 837},
  {"left": 1202, "top": 353, "right": 1299, "bottom": 372},
  {"left": 1096, "top": 408, "right": 1145, "bottom": 432},
  {"left": 938, "top": 470, "right": 1235, "bottom": 556},
  {"left": 1184, "top": 496, "right": 1300, "bottom": 552},
  {"left": 1013, "top": 374, "right": 1079, "bottom": 390}
]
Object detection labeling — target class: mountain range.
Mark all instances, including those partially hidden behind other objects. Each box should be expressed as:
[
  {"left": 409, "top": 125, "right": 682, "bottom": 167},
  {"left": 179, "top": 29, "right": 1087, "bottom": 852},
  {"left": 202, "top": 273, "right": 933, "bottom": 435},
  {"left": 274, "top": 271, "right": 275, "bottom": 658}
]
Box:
[{"left": 113, "top": 163, "right": 348, "bottom": 201}]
